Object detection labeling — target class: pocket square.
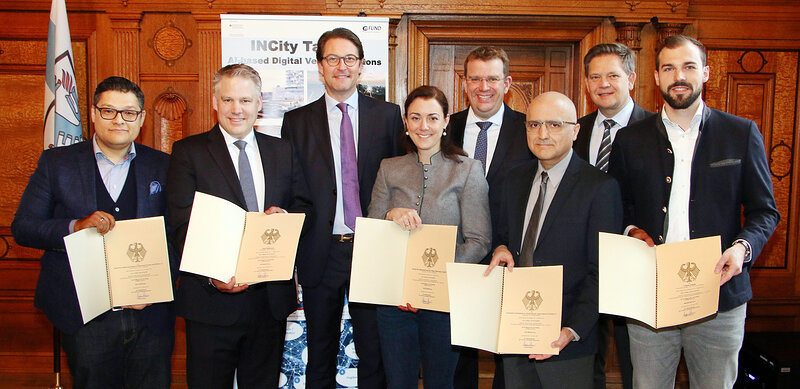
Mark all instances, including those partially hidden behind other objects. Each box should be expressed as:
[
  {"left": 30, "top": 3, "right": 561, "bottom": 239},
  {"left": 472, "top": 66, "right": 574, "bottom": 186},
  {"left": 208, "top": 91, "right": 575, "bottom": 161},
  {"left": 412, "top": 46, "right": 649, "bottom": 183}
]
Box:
[
  {"left": 149, "top": 181, "right": 162, "bottom": 195},
  {"left": 709, "top": 158, "right": 741, "bottom": 168}
]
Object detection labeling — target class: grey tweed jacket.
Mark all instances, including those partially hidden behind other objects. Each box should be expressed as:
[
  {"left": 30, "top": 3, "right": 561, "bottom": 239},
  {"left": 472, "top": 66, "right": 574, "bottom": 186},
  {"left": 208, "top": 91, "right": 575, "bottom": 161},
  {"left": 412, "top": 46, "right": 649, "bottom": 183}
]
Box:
[{"left": 368, "top": 152, "right": 491, "bottom": 263}]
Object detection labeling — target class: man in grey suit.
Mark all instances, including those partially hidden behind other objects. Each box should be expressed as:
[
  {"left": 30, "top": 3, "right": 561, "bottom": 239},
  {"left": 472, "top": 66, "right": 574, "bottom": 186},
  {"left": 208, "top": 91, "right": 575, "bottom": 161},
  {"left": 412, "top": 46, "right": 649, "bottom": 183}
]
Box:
[
  {"left": 487, "top": 92, "right": 622, "bottom": 389},
  {"left": 449, "top": 45, "right": 533, "bottom": 389},
  {"left": 574, "top": 42, "right": 653, "bottom": 389}
]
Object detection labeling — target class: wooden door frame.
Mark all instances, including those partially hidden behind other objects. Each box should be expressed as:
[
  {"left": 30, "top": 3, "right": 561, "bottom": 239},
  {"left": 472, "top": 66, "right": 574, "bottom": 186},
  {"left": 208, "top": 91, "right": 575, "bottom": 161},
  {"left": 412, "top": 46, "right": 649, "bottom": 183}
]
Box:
[{"left": 404, "top": 14, "right": 614, "bottom": 115}]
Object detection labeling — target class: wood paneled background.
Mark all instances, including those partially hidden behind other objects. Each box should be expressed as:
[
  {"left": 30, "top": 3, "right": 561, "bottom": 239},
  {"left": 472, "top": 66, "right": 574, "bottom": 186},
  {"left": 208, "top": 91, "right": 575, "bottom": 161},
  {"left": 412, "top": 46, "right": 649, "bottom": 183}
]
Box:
[{"left": 1, "top": 0, "right": 798, "bottom": 387}]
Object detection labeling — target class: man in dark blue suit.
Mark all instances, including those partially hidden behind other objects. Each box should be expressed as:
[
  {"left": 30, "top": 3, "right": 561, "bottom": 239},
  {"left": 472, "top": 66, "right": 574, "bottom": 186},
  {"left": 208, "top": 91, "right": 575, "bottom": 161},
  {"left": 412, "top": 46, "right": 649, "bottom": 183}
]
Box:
[
  {"left": 487, "top": 92, "right": 622, "bottom": 389},
  {"left": 609, "top": 35, "right": 779, "bottom": 389},
  {"left": 12, "top": 76, "right": 175, "bottom": 389},
  {"left": 281, "top": 28, "right": 402, "bottom": 389},
  {"left": 167, "top": 64, "right": 311, "bottom": 389},
  {"left": 574, "top": 42, "right": 654, "bottom": 389},
  {"left": 448, "top": 46, "right": 533, "bottom": 389}
]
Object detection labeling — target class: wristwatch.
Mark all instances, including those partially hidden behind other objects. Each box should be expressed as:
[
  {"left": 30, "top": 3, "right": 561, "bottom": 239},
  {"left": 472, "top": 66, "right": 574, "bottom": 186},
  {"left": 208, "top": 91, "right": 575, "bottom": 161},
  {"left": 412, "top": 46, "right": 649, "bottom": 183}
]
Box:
[{"left": 732, "top": 239, "right": 752, "bottom": 263}]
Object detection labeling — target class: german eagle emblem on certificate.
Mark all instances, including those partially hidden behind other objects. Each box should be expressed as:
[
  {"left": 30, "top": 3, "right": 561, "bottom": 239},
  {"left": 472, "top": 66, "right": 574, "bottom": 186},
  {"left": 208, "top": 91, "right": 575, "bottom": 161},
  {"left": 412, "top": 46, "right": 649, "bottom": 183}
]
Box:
[
  {"left": 422, "top": 248, "right": 438, "bottom": 268},
  {"left": 126, "top": 242, "right": 146, "bottom": 262},
  {"left": 677, "top": 261, "right": 700, "bottom": 282},
  {"left": 261, "top": 228, "right": 280, "bottom": 245},
  {"left": 522, "top": 290, "right": 543, "bottom": 311}
]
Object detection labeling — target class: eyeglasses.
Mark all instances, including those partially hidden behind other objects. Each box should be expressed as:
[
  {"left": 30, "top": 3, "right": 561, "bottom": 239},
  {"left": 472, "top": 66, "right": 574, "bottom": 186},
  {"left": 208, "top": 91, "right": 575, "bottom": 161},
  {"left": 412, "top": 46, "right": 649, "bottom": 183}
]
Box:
[
  {"left": 321, "top": 55, "right": 361, "bottom": 67},
  {"left": 465, "top": 76, "right": 505, "bottom": 85},
  {"left": 94, "top": 106, "right": 142, "bottom": 122},
  {"left": 525, "top": 120, "right": 577, "bottom": 133}
]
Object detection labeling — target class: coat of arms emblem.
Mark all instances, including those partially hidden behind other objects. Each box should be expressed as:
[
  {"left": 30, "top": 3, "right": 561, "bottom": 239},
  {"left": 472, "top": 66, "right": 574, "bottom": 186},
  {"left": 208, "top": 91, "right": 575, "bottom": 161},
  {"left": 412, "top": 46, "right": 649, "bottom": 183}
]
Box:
[
  {"left": 678, "top": 261, "right": 700, "bottom": 282},
  {"left": 261, "top": 228, "right": 280, "bottom": 244},
  {"left": 127, "top": 242, "right": 146, "bottom": 262},
  {"left": 522, "top": 290, "right": 543, "bottom": 311},
  {"left": 422, "top": 248, "right": 438, "bottom": 268}
]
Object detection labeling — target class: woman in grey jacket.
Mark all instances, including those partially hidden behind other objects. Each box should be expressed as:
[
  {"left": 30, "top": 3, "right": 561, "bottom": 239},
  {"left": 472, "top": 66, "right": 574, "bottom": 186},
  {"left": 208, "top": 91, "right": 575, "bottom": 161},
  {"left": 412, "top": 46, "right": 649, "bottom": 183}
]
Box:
[{"left": 367, "top": 85, "right": 491, "bottom": 389}]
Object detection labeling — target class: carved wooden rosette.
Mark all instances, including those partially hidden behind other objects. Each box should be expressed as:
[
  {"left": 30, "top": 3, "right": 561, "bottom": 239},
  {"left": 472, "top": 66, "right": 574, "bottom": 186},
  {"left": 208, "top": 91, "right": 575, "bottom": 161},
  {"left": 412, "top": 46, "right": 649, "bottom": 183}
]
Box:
[{"left": 148, "top": 21, "right": 192, "bottom": 67}]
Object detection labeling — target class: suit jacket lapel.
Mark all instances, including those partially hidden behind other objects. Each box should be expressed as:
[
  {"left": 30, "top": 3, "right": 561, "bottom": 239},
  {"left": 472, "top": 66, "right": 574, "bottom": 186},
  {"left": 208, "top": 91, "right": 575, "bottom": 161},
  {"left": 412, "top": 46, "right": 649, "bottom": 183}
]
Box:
[
  {"left": 448, "top": 110, "right": 467, "bottom": 148},
  {"left": 487, "top": 104, "right": 519, "bottom": 180},
  {"left": 256, "top": 134, "right": 277, "bottom": 206},
  {"left": 134, "top": 146, "right": 150, "bottom": 218},
  {"left": 509, "top": 161, "right": 538, "bottom": 252},
  {"left": 356, "top": 93, "right": 373, "bottom": 181},
  {"left": 76, "top": 141, "right": 98, "bottom": 214},
  {"left": 537, "top": 153, "right": 580, "bottom": 246},
  {"left": 311, "top": 96, "right": 337, "bottom": 185},
  {"left": 207, "top": 125, "right": 249, "bottom": 208}
]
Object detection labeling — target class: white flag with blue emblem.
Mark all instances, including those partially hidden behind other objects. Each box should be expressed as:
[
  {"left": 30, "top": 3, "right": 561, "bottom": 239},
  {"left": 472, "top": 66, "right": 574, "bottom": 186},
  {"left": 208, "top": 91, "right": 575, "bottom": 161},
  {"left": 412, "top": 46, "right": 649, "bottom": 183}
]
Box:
[{"left": 43, "top": 0, "right": 83, "bottom": 150}]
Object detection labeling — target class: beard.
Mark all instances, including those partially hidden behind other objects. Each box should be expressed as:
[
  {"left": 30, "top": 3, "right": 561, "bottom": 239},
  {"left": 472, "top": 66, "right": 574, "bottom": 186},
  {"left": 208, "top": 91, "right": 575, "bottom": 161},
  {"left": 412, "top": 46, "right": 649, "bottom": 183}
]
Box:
[{"left": 661, "top": 81, "right": 702, "bottom": 109}]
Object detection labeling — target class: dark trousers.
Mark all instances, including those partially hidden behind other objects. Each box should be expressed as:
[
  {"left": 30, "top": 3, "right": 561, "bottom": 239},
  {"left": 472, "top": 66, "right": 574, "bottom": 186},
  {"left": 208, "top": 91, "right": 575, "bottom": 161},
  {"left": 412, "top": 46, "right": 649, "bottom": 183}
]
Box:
[
  {"left": 184, "top": 300, "right": 287, "bottom": 389},
  {"left": 504, "top": 354, "right": 594, "bottom": 389},
  {"left": 593, "top": 315, "right": 633, "bottom": 389},
  {"left": 61, "top": 309, "right": 173, "bottom": 389},
  {"left": 303, "top": 239, "right": 385, "bottom": 389},
  {"left": 454, "top": 348, "right": 505, "bottom": 389}
]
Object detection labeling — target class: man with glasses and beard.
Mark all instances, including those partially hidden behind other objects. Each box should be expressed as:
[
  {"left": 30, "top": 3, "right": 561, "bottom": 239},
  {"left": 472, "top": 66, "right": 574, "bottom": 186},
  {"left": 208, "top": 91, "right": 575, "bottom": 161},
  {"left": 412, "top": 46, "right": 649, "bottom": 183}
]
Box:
[{"left": 608, "top": 35, "right": 779, "bottom": 388}]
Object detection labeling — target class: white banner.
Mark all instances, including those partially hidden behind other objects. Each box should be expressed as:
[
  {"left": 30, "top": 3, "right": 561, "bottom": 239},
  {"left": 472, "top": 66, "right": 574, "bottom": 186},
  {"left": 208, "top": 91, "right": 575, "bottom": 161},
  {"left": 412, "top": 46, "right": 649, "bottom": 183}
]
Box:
[
  {"left": 221, "top": 14, "right": 390, "bottom": 137},
  {"left": 43, "top": 0, "right": 83, "bottom": 149}
]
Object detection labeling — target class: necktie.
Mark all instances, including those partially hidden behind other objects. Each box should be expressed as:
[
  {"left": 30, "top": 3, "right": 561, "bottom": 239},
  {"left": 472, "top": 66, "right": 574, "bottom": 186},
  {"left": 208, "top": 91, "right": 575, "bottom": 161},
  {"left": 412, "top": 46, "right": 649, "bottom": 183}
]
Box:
[
  {"left": 338, "top": 102, "right": 361, "bottom": 231},
  {"left": 519, "top": 172, "right": 549, "bottom": 267},
  {"left": 474, "top": 121, "right": 492, "bottom": 172},
  {"left": 596, "top": 119, "right": 616, "bottom": 173},
  {"left": 233, "top": 140, "right": 259, "bottom": 212}
]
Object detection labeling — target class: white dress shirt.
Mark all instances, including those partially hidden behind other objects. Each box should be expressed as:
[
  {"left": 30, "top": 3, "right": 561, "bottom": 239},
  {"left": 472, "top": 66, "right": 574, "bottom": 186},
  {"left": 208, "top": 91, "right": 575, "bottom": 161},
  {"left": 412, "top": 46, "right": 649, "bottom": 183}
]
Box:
[
  {"left": 325, "top": 92, "right": 360, "bottom": 234},
  {"left": 588, "top": 98, "right": 635, "bottom": 166},
  {"left": 220, "top": 126, "right": 266, "bottom": 212},
  {"left": 462, "top": 104, "right": 505, "bottom": 176}
]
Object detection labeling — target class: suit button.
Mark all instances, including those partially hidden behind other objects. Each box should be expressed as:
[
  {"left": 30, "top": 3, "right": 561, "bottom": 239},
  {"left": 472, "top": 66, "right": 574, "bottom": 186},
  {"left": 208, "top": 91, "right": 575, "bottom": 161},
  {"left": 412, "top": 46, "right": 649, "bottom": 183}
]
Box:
[
  {"left": 658, "top": 235, "right": 664, "bottom": 242},
  {"left": 417, "top": 195, "right": 421, "bottom": 198},
  {"left": 415, "top": 202, "right": 420, "bottom": 206},
  {"left": 667, "top": 148, "right": 673, "bottom": 154},
  {"left": 665, "top": 176, "right": 672, "bottom": 184},
  {"left": 424, "top": 168, "right": 428, "bottom": 172},
  {"left": 424, "top": 176, "right": 428, "bottom": 180},
  {"left": 662, "top": 206, "right": 667, "bottom": 213}
]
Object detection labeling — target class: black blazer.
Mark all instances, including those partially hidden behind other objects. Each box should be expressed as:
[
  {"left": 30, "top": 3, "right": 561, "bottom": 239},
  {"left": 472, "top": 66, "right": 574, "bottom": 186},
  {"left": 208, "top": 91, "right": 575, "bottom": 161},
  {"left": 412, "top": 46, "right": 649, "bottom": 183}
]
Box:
[
  {"left": 448, "top": 104, "right": 533, "bottom": 262},
  {"left": 12, "top": 141, "right": 174, "bottom": 335},
  {"left": 281, "top": 93, "right": 403, "bottom": 287},
  {"left": 167, "top": 125, "right": 312, "bottom": 324},
  {"left": 497, "top": 153, "right": 623, "bottom": 360},
  {"left": 609, "top": 106, "right": 780, "bottom": 312},
  {"left": 574, "top": 103, "right": 654, "bottom": 163}
]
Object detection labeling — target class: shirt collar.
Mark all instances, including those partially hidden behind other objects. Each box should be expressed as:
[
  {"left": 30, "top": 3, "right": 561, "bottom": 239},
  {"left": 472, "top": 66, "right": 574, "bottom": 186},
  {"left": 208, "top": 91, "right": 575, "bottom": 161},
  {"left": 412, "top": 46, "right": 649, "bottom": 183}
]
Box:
[
  {"left": 219, "top": 125, "right": 257, "bottom": 147},
  {"left": 466, "top": 103, "right": 505, "bottom": 127},
  {"left": 538, "top": 148, "right": 572, "bottom": 187},
  {"left": 596, "top": 97, "right": 635, "bottom": 127},
  {"left": 661, "top": 100, "right": 705, "bottom": 132},
  {"left": 92, "top": 135, "right": 136, "bottom": 164},
  {"left": 325, "top": 91, "right": 359, "bottom": 114}
]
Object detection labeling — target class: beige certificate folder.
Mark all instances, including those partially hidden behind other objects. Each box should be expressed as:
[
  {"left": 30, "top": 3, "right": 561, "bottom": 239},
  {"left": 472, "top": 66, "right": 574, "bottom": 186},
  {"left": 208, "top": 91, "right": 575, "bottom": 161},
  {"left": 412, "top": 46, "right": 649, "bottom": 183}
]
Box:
[
  {"left": 599, "top": 232, "right": 721, "bottom": 328},
  {"left": 447, "top": 263, "right": 563, "bottom": 355},
  {"left": 179, "top": 192, "right": 305, "bottom": 284},
  {"left": 349, "top": 217, "right": 457, "bottom": 312},
  {"left": 64, "top": 216, "right": 173, "bottom": 324}
]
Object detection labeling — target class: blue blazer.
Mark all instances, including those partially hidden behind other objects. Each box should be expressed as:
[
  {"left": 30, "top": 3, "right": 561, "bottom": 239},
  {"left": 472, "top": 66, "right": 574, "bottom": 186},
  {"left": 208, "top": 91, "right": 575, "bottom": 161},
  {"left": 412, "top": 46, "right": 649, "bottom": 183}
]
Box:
[
  {"left": 280, "top": 93, "right": 403, "bottom": 287},
  {"left": 11, "top": 141, "right": 174, "bottom": 335},
  {"left": 609, "top": 106, "right": 780, "bottom": 311},
  {"left": 497, "top": 153, "right": 623, "bottom": 360}
]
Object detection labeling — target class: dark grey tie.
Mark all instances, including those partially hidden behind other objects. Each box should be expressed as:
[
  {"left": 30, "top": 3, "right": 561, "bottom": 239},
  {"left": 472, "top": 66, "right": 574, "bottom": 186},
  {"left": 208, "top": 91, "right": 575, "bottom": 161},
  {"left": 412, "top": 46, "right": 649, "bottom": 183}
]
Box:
[
  {"left": 519, "top": 171, "right": 549, "bottom": 267},
  {"left": 234, "top": 140, "right": 259, "bottom": 212},
  {"left": 596, "top": 119, "right": 615, "bottom": 172}
]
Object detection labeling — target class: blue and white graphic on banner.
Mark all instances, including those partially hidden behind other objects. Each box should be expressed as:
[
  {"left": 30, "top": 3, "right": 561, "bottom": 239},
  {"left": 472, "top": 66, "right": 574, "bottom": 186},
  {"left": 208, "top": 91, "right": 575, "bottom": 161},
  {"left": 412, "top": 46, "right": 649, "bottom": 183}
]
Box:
[{"left": 44, "top": 0, "right": 83, "bottom": 149}]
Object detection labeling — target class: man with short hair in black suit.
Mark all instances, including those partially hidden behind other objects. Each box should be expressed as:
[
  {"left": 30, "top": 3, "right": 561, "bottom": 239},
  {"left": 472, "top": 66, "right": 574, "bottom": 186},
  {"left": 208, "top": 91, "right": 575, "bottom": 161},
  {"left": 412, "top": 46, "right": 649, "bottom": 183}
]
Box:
[
  {"left": 167, "top": 64, "right": 312, "bottom": 388},
  {"left": 448, "top": 45, "right": 533, "bottom": 389},
  {"left": 280, "top": 28, "right": 403, "bottom": 389},
  {"left": 487, "top": 91, "right": 623, "bottom": 389},
  {"left": 574, "top": 42, "right": 654, "bottom": 389}
]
